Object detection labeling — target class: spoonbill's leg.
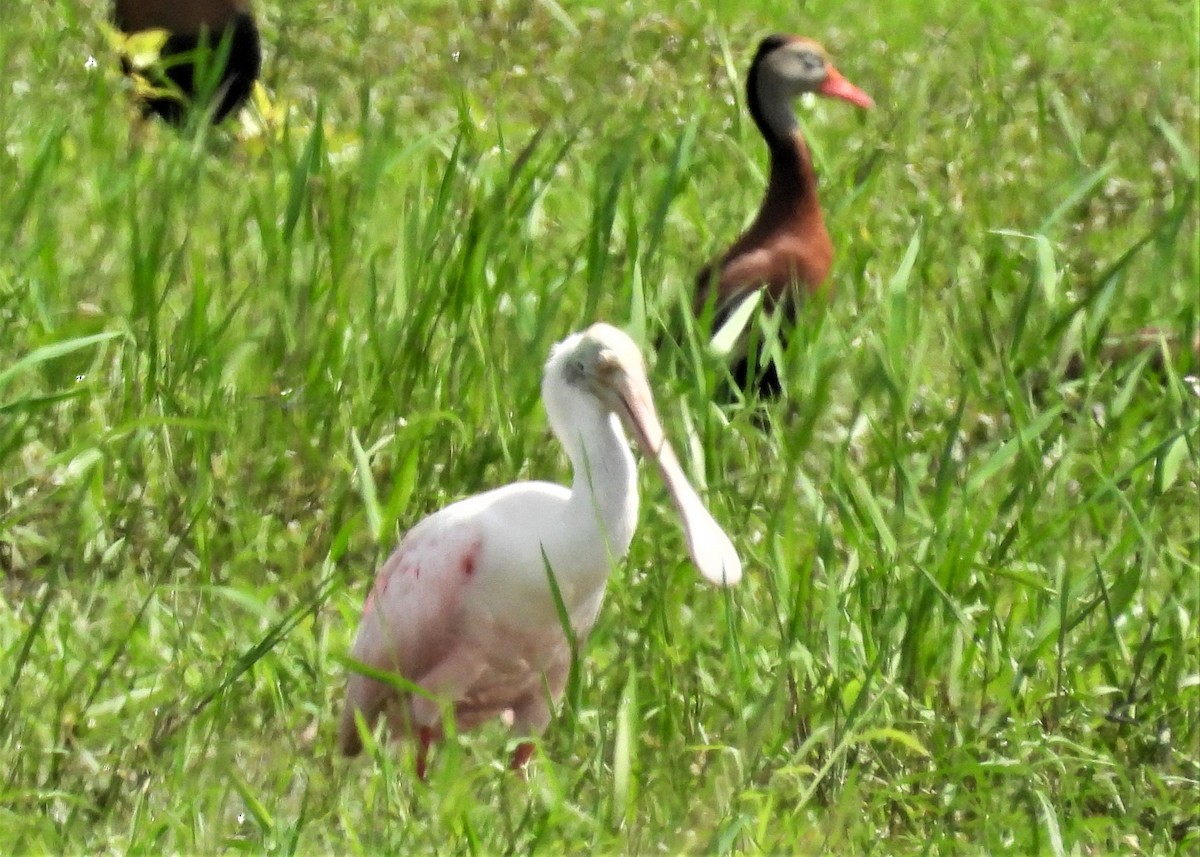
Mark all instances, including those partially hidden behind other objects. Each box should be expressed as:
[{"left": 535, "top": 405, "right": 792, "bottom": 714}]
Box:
[
  {"left": 507, "top": 663, "right": 567, "bottom": 774},
  {"left": 407, "top": 648, "right": 487, "bottom": 779},
  {"left": 416, "top": 726, "right": 434, "bottom": 781},
  {"left": 507, "top": 700, "right": 547, "bottom": 775},
  {"left": 509, "top": 741, "right": 537, "bottom": 773}
]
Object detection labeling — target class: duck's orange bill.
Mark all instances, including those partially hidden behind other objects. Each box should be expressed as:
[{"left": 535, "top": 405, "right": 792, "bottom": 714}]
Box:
[{"left": 819, "top": 67, "right": 874, "bottom": 109}]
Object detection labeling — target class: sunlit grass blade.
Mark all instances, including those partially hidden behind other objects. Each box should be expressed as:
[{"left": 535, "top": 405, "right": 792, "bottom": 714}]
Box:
[
  {"left": 611, "top": 666, "right": 638, "bottom": 830},
  {"left": 0, "top": 331, "right": 123, "bottom": 394},
  {"left": 351, "top": 428, "right": 384, "bottom": 543}
]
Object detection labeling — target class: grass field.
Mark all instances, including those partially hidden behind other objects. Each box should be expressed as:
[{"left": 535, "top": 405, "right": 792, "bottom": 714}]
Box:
[{"left": 1, "top": 0, "right": 1197, "bottom": 852}]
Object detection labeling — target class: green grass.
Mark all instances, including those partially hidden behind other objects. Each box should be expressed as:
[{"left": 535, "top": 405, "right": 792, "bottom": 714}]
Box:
[{"left": 1, "top": 0, "right": 1197, "bottom": 852}]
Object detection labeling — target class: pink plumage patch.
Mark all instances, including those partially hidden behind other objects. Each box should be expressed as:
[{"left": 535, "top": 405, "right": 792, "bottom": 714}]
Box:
[
  {"left": 362, "top": 567, "right": 393, "bottom": 616},
  {"left": 460, "top": 538, "right": 482, "bottom": 576}
]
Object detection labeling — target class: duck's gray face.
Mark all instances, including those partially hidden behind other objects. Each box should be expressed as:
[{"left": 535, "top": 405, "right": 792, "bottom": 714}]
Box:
[{"left": 759, "top": 37, "right": 874, "bottom": 109}]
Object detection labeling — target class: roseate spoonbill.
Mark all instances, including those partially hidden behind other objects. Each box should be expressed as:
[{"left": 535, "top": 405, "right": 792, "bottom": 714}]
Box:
[
  {"left": 695, "top": 34, "right": 873, "bottom": 397},
  {"left": 112, "top": 0, "right": 261, "bottom": 123},
  {"left": 338, "top": 323, "right": 741, "bottom": 776}
]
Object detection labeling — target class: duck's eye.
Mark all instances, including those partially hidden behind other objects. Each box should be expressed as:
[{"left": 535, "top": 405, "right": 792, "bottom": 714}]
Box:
[{"left": 799, "top": 51, "right": 825, "bottom": 75}]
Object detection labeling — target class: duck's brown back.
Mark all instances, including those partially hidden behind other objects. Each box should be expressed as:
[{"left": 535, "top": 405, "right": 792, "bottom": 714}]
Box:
[{"left": 114, "top": 0, "right": 252, "bottom": 34}]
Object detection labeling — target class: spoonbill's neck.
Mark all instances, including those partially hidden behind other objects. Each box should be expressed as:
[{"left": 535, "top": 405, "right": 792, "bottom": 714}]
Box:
[{"left": 552, "top": 393, "right": 639, "bottom": 559}]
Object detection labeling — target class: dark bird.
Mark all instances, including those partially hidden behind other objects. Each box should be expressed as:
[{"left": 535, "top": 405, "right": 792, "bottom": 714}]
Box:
[
  {"left": 113, "top": 0, "right": 262, "bottom": 124},
  {"left": 696, "top": 35, "right": 873, "bottom": 397}
]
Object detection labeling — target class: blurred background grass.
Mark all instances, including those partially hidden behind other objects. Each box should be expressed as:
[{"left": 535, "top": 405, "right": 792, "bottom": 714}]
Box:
[{"left": 0, "top": 0, "right": 1196, "bottom": 852}]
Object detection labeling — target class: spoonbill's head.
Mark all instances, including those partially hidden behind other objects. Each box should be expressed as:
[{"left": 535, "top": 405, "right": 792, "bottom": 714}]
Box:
[
  {"left": 548, "top": 322, "right": 648, "bottom": 417},
  {"left": 545, "top": 323, "right": 743, "bottom": 586},
  {"left": 752, "top": 34, "right": 874, "bottom": 109}
]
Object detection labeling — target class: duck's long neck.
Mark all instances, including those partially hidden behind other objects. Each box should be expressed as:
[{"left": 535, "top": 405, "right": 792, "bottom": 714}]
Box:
[
  {"left": 747, "top": 82, "right": 823, "bottom": 229},
  {"left": 558, "top": 402, "right": 639, "bottom": 559}
]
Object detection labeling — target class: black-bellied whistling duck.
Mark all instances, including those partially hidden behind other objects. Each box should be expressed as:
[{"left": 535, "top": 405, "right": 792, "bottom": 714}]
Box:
[
  {"left": 696, "top": 35, "right": 873, "bottom": 397},
  {"left": 113, "top": 0, "right": 262, "bottom": 124}
]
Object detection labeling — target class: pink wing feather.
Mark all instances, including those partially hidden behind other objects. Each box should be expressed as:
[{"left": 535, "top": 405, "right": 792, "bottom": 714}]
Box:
[{"left": 337, "top": 512, "right": 482, "bottom": 756}]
